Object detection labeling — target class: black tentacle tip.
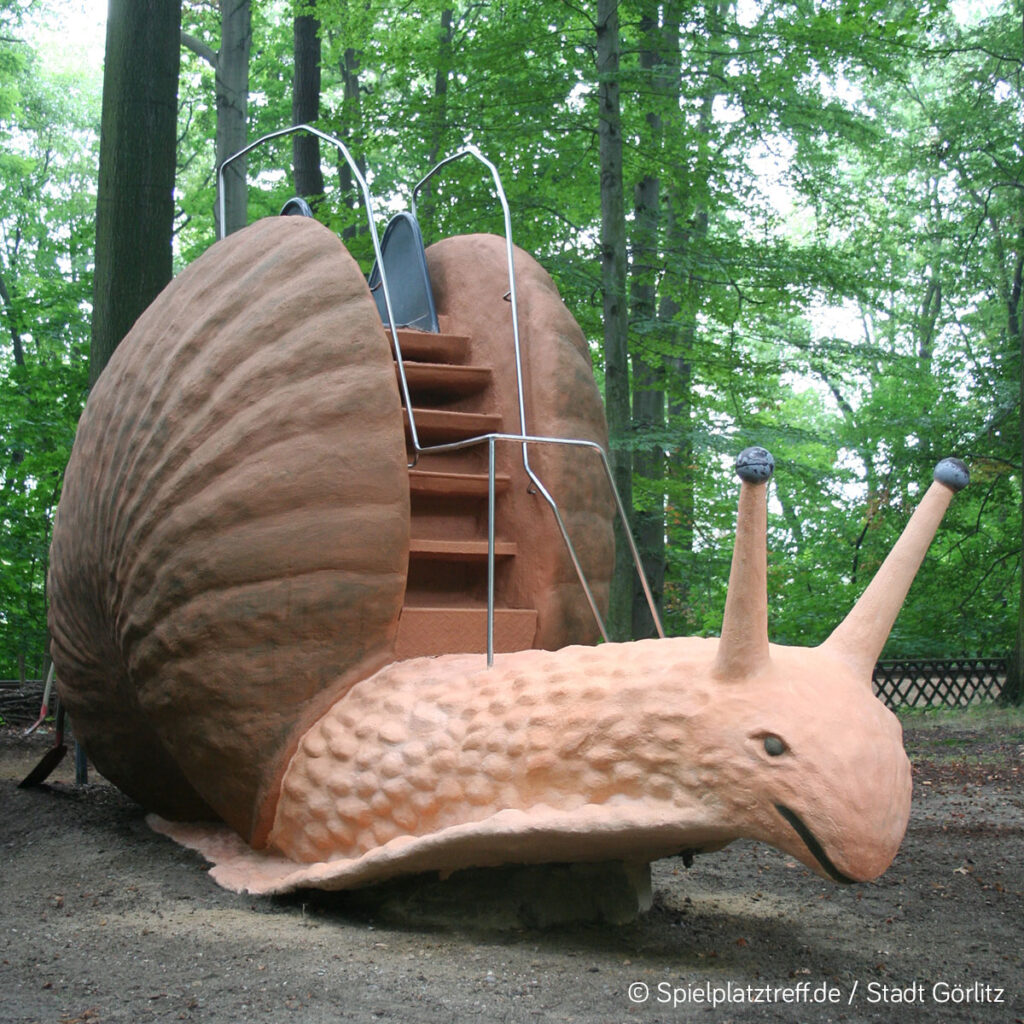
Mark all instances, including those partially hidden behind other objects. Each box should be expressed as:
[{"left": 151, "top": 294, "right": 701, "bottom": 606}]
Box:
[
  {"left": 736, "top": 446, "right": 775, "bottom": 484},
  {"left": 934, "top": 457, "right": 969, "bottom": 492}
]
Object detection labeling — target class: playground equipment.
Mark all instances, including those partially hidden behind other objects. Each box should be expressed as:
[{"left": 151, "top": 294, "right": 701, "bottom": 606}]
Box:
[{"left": 46, "top": 127, "right": 968, "bottom": 896}]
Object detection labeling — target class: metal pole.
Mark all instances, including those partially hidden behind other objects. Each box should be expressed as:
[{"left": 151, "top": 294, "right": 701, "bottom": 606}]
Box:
[{"left": 487, "top": 436, "right": 497, "bottom": 667}]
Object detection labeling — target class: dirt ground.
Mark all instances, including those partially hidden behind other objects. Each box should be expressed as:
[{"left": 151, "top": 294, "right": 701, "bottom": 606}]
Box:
[{"left": 1, "top": 706, "right": 1021, "bottom": 1024}]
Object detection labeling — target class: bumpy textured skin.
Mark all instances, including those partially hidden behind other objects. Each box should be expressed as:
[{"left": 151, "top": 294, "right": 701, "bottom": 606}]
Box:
[
  {"left": 272, "top": 638, "right": 911, "bottom": 880},
  {"left": 152, "top": 637, "right": 910, "bottom": 895},
  {"left": 48, "top": 218, "right": 411, "bottom": 839},
  {"left": 151, "top": 470, "right": 964, "bottom": 896}
]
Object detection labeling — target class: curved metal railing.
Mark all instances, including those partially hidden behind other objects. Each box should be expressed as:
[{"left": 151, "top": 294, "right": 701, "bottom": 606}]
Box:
[
  {"left": 216, "top": 128, "right": 665, "bottom": 660},
  {"left": 409, "top": 149, "right": 663, "bottom": 648},
  {"left": 217, "top": 124, "right": 423, "bottom": 453}
]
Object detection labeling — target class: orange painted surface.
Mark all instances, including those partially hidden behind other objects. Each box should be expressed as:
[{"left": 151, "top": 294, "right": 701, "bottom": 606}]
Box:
[{"left": 48, "top": 216, "right": 966, "bottom": 896}]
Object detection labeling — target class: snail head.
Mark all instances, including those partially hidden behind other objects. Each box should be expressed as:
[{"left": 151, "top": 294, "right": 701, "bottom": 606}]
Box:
[{"left": 701, "top": 449, "right": 969, "bottom": 882}]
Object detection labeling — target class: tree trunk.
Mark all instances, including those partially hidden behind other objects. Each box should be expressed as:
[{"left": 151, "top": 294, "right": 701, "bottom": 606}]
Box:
[
  {"left": 639, "top": 0, "right": 692, "bottom": 632},
  {"left": 0, "top": 267, "right": 26, "bottom": 481},
  {"left": 596, "top": 0, "right": 632, "bottom": 640},
  {"left": 630, "top": 2, "right": 679, "bottom": 638},
  {"left": 292, "top": 5, "right": 324, "bottom": 201},
  {"left": 0, "top": 268, "right": 25, "bottom": 367},
  {"left": 662, "top": 0, "right": 726, "bottom": 631},
  {"left": 664, "top": 266, "right": 695, "bottom": 631},
  {"left": 429, "top": 8, "right": 454, "bottom": 167},
  {"left": 337, "top": 44, "right": 365, "bottom": 239},
  {"left": 1007, "top": 24, "right": 1024, "bottom": 706},
  {"left": 631, "top": 331, "right": 665, "bottom": 638},
  {"left": 416, "top": 8, "right": 454, "bottom": 231},
  {"left": 216, "top": 0, "right": 250, "bottom": 235},
  {"left": 181, "top": 2, "right": 251, "bottom": 236},
  {"left": 1005, "top": 230, "right": 1024, "bottom": 704},
  {"left": 92, "top": 0, "right": 182, "bottom": 385},
  {"left": 1011, "top": 338, "right": 1024, "bottom": 704}
]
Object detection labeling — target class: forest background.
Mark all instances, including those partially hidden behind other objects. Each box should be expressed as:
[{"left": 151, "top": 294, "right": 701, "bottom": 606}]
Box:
[{"left": 1, "top": 0, "right": 1021, "bottom": 699}]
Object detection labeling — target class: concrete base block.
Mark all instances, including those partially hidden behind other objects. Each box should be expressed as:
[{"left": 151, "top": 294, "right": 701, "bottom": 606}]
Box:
[{"left": 336, "top": 860, "right": 653, "bottom": 929}]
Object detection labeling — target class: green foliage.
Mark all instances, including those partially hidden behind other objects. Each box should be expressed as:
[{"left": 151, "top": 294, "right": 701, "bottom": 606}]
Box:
[
  {"left": 639, "top": 0, "right": 1019, "bottom": 658},
  {"left": 0, "top": 16, "right": 95, "bottom": 678},
  {"left": 170, "top": 0, "right": 1020, "bottom": 658},
  {"left": 0, "top": 0, "right": 1019, "bottom": 674}
]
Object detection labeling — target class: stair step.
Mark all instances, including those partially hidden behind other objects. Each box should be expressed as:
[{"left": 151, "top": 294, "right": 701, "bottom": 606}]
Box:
[
  {"left": 409, "top": 469, "right": 511, "bottom": 498},
  {"left": 395, "top": 606, "right": 538, "bottom": 659},
  {"left": 409, "top": 537, "right": 517, "bottom": 561},
  {"left": 404, "top": 408, "right": 503, "bottom": 443},
  {"left": 386, "top": 326, "right": 470, "bottom": 364},
  {"left": 397, "top": 362, "right": 492, "bottom": 398}
]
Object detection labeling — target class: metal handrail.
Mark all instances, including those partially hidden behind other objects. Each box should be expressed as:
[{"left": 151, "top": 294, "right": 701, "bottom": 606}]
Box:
[
  {"left": 411, "top": 148, "right": 529, "bottom": 449},
  {"left": 216, "top": 124, "right": 423, "bottom": 454},
  {"left": 416, "top": 431, "right": 665, "bottom": 663},
  {"left": 216, "top": 129, "right": 665, "bottom": 656},
  {"left": 410, "top": 148, "right": 664, "bottom": 652}
]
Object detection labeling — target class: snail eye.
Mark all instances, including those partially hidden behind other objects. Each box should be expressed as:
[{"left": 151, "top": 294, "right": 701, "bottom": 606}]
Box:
[{"left": 763, "top": 735, "right": 787, "bottom": 757}]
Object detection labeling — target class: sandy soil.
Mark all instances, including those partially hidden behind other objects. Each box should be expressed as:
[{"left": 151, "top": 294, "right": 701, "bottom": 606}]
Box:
[{"left": 1, "top": 708, "right": 1021, "bottom": 1024}]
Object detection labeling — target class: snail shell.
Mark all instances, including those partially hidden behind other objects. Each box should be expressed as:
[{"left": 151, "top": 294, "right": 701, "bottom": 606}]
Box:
[{"left": 48, "top": 217, "right": 612, "bottom": 845}]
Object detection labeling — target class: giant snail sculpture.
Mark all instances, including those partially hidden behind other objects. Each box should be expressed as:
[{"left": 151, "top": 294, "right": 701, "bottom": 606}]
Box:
[{"left": 46, "top": 128, "right": 968, "bottom": 897}]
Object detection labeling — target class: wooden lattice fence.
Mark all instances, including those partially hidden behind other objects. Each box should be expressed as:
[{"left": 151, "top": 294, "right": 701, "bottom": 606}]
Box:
[{"left": 872, "top": 658, "right": 1007, "bottom": 709}]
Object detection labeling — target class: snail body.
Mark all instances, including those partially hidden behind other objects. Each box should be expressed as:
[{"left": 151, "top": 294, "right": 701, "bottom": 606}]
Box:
[
  {"left": 49, "top": 217, "right": 966, "bottom": 896},
  {"left": 157, "top": 636, "right": 909, "bottom": 895}
]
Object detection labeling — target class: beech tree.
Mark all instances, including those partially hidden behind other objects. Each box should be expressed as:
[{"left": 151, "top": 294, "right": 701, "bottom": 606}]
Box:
[
  {"left": 181, "top": 0, "right": 251, "bottom": 236},
  {"left": 91, "top": 0, "right": 181, "bottom": 382},
  {"left": 292, "top": 1, "right": 324, "bottom": 202},
  {"left": 2, "top": 0, "right": 1020, "bottom": 687},
  {"left": 596, "top": 0, "right": 632, "bottom": 640}
]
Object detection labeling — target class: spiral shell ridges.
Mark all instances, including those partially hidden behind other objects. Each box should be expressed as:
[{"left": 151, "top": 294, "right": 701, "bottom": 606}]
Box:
[{"left": 48, "top": 218, "right": 410, "bottom": 839}]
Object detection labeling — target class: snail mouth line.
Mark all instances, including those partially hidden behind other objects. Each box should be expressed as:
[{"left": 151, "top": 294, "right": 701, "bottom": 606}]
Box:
[{"left": 774, "top": 804, "right": 857, "bottom": 885}]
